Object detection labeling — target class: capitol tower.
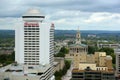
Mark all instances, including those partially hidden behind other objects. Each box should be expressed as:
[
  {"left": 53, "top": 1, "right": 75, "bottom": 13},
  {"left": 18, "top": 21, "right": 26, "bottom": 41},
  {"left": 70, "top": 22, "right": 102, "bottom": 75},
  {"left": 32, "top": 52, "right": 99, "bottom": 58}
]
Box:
[{"left": 0, "top": 9, "right": 55, "bottom": 80}]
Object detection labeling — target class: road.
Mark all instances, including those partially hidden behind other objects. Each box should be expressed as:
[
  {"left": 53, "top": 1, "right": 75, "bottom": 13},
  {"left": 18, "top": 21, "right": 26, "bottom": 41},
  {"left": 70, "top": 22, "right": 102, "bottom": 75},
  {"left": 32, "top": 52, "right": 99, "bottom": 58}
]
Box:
[{"left": 62, "top": 64, "right": 73, "bottom": 80}]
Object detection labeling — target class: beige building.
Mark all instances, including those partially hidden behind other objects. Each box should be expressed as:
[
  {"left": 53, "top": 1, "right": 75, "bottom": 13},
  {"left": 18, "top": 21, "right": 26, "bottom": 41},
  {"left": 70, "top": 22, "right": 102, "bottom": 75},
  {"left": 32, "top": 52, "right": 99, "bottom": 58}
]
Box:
[
  {"left": 65, "top": 29, "right": 88, "bottom": 61},
  {"left": 105, "top": 56, "right": 113, "bottom": 70},
  {"left": 79, "top": 63, "right": 96, "bottom": 70},
  {"left": 78, "top": 63, "right": 109, "bottom": 71},
  {"left": 73, "top": 53, "right": 87, "bottom": 68},
  {"left": 71, "top": 52, "right": 114, "bottom": 80},
  {"left": 94, "top": 52, "right": 106, "bottom": 66},
  {"left": 72, "top": 52, "right": 113, "bottom": 70},
  {"left": 86, "top": 54, "right": 95, "bottom": 63}
]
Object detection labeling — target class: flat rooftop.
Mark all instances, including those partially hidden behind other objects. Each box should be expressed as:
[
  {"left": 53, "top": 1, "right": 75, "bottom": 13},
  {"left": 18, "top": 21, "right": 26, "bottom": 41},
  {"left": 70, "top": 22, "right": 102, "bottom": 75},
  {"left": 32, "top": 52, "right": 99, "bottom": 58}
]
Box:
[{"left": 0, "top": 63, "right": 51, "bottom": 76}]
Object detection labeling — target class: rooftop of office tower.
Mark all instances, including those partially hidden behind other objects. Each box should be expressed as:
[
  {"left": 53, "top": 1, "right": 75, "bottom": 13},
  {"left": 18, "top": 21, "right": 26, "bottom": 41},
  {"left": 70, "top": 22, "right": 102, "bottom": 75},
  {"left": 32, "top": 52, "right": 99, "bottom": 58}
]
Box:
[
  {"left": 22, "top": 9, "right": 45, "bottom": 22},
  {"left": 23, "top": 9, "right": 45, "bottom": 17}
]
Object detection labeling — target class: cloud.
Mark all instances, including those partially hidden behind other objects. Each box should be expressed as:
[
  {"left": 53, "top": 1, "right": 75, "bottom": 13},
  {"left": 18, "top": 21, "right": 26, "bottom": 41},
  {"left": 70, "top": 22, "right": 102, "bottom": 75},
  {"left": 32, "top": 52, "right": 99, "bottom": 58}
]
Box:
[
  {"left": 0, "top": 17, "right": 22, "bottom": 30},
  {"left": 0, "top": 10, "right": 120, "bottom": 30},
  {"left": 47, "top": 10, "right": 91, "bottom": 20},
  {"left": 0, "top": 0, "right": 120, "bottom": 30},
  {"left": 84, "top": 12, "right": 120, "bottom": 23},
  {"left": 0, "top": 0, "right": 120, "bottom": 17}
]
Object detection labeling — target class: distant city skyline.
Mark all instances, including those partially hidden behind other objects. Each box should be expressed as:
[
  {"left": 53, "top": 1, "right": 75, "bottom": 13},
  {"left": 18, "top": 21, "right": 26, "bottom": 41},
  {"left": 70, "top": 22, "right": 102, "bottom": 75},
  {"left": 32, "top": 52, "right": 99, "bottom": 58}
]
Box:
[{"left": 0, "top": 0, "right": 120, "bottom": 30}]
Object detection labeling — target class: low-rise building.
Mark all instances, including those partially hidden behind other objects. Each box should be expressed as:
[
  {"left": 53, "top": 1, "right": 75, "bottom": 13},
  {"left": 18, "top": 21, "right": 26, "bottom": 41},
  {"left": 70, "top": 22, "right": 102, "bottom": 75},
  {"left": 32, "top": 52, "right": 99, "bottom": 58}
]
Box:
[
  {"left": 71, "top": 52, "right": 114, "bottom": 80},
  {"left": 53, "top": 57, "right": 65, "bottom": 73},
  {"left": 71, "top": 67, "right": 115, "bottom": 80},
  {"left": 0, "top": 64, "right": 54, "bottom": 80},
  {"left": 97, "top": 43, "right": 120, "bottom": 49}
]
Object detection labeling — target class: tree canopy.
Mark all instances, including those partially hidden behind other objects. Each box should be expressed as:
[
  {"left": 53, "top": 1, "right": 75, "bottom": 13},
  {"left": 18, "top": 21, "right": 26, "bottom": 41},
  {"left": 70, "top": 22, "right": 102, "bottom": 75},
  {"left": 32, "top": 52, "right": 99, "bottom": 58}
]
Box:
[
  {"left": 98, "top": 47, "right": 114, "bottom": 55},
  {"left": 54, "top": 46, "right": 69, "bottom": 57}
]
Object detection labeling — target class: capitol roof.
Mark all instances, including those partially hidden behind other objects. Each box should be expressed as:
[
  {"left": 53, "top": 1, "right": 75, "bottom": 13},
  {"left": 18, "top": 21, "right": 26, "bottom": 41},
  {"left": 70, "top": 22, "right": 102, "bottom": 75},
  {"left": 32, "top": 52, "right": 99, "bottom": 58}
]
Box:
[{"left": 69, "top": 43, "right": 87, "bottom": 47}]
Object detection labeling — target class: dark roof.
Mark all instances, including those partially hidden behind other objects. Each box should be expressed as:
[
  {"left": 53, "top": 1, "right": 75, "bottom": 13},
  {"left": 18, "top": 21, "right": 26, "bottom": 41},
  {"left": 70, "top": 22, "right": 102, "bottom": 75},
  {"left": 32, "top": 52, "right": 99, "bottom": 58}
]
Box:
[{"left": 69, "top": 43, "right": 87, "bottom": 47}]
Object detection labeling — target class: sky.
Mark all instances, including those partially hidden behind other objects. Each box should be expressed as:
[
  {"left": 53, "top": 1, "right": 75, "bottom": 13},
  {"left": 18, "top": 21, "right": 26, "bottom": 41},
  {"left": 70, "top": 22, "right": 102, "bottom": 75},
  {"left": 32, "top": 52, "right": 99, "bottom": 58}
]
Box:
[{"left": 0, "top": 0, "right": 120, "bottom": 30}]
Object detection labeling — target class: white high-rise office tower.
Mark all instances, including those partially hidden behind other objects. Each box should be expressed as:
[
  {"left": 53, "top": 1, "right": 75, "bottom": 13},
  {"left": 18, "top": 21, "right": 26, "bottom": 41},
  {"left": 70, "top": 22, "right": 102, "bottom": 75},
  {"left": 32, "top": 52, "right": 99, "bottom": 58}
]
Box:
[
  {"left": 16, "top": 9, "right": 54, "bottom": 66},
  {"left": 0, "top": 9, "right": 55, "bottom": 80}
]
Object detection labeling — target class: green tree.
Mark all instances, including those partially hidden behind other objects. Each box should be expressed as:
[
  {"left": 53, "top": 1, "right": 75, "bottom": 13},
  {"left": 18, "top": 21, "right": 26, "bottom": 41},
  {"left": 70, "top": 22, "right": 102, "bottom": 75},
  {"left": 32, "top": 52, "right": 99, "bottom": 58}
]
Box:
[
  {"left": 88, "top": 46, "right": 98, "bottom": 54},
  {"left": 54, "top": 52, "right": 65, "bottom": 57},
  {"left": 0, "top": 51, "right": 15, "bottom": 66},
  {"left": 98, "top": 47, "right": 115, "bottom": 64},
  {"left": 98, "top": 47, "right": 114, "bottom": 55},
  {"left": 59, "top": 46, "right": 69, "bottom": 54},
  {"left": 110, "top": 53, "right": 115, "bottom": 64},
  {"left": 54, "top": 46, "right": 69, "bottom": 57},
  {"left": 54, "top": 60, "right": 71, "bottom": 80}
]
